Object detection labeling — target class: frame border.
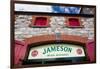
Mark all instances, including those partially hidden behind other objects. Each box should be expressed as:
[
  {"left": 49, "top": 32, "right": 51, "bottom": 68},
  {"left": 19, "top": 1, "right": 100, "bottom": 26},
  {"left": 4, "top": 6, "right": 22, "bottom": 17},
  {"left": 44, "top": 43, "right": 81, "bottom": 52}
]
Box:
[{"left": 11, "top": 0, "right": 96, "bottom": 68}]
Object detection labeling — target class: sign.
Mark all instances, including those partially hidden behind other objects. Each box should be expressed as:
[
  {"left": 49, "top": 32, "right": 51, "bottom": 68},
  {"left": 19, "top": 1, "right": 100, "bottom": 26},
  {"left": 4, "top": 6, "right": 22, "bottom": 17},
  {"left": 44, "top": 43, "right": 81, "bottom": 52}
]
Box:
[
  {"left": 15, "top": 3, "right": 81, "bottom": 14},
  {"left": 28, "top": 44, "right": 85, "bottom": 59}
]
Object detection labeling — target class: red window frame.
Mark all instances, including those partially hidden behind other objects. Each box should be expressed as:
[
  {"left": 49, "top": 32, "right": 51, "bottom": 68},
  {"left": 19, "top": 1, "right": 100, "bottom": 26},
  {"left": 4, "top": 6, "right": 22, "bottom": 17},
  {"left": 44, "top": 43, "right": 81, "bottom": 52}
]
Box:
[
  {"left": 65, "top": 17, "right": 83, "bottom": 28},
  {"left": 30, "top": 15, "right": 50, "bottom": 27}
]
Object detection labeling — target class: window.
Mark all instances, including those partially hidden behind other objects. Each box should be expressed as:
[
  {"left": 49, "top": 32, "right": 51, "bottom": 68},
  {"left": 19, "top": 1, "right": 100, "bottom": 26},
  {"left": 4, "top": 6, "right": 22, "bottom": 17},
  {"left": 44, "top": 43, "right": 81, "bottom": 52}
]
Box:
[
  {"left": 30, "top": 16, "right": 50, "bottom": 27},
  {"left": 65, "top": 17, "right": 83, "bottom": 28}
]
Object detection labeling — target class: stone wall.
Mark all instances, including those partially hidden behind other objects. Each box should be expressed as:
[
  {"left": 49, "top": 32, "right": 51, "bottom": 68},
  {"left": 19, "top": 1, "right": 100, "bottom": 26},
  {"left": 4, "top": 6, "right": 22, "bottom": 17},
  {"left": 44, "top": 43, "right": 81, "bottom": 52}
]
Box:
[{"left": 15, "top": 15, "right": 95, "bottom": 40}]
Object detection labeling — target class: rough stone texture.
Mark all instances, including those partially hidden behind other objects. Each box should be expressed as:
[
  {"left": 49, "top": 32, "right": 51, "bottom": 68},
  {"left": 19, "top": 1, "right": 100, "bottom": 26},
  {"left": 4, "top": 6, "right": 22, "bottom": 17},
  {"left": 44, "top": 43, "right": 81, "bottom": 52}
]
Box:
[
  {"left": 14, "top": 15, "right": 95, "bottom": 40},
  {"left": 81, "top": 8, "right": 95, "bottom": 14}
]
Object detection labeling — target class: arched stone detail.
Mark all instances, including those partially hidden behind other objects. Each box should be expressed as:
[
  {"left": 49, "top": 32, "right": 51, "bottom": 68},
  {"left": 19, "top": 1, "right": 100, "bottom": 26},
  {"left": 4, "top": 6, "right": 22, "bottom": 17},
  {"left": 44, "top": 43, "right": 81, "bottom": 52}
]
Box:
[{"left": 24, "top": 34, "right": 88, "bottom": 45}]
